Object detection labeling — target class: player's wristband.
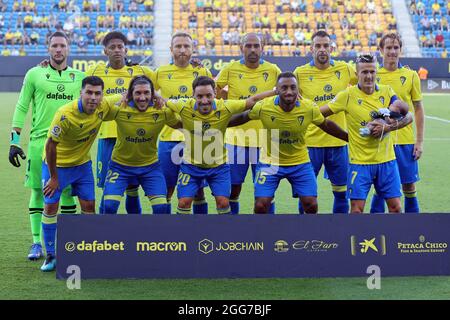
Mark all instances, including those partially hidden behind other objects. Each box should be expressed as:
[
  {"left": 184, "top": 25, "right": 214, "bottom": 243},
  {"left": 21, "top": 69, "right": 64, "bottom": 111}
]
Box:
[{"left": 10, "top": 130, "right": 20, "bottom": 146}]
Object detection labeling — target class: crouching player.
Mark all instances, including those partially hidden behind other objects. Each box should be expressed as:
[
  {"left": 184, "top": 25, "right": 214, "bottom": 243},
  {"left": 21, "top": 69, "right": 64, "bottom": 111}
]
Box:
[
  {"left": 162, "top": 76, "right": 276, "bottom": 214},
  {"left": 41, "top": 76, "right": 121, "bottom": 271},
  {"left": 101, "top": 76, "right": 181, "bottom": 214},
  {"left": 229, "top": 72, "right": 348, "bottom": 214}
]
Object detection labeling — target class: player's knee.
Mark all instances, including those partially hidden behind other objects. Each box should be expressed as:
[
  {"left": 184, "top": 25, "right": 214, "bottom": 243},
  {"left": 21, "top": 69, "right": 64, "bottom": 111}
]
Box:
[
  {"left": 215, "top": 197, "right": 229, "bottom": 209},
  {"left": 254, "top": 199, "right": 270, "bottom": 214},
  {"left": 44, "top": 203, "right": 59, "bottom": 215},
  {"left": 80, "top": 200, "right": 95, "bottom": 214},
  {"left": 402, "top": 183, "right": 416, "bottom": 193},
  {"left": 302, "top": 199, "right": 318, "bottom": 214},
  {"left": 104, "top": 200, "right": 120, "bottom": 214},
  {"left": 387, "top": 200, "right": 402, "bottom": 213},
  {"left": 178, "top": 198, "right": 193, "bottom": 209}
]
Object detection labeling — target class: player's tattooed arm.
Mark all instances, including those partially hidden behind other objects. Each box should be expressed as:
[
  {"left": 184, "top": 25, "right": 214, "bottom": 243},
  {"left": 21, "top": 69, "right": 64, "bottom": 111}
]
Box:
[
  {"left": 319, "top": 105, "right": 335, "bottom": 118},
  {"left": 244, "top": 89, "right": 276, "bottom": 110},
  {"left": 228, "top": 110, "right": 251, "bottom": 127},
  {"left": 43, "top": 138, "right": 59, "bottom": 198},
  {"left": 318, "top": 120, "right": 348, "bottom": 142}
]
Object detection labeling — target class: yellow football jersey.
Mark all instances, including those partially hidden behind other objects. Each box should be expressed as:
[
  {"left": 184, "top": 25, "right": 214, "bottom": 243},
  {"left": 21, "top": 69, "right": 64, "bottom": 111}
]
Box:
[
  {"left": 166, "top": 98, "right": 246, "bottom": 168},
  {"left": 216, "top": 59, "right": 281, "bottom": 147},
  {"left": 376, "top": 65, "right": 422, "bottom": 145},
  {"left": 328, "top": 84, "right": 398, "bottom": 165},
  {"left": 112, "top": 103, "right": 178, "bottom": 167},
  {"left": 154, "top": 63, "right": 213, "bottom": 142},
  {"left": 294, "top": 59, "right": 357, "bottom": 147},
  {"left": 249, "top": 96, "right": 325, "bottom": 166},
  {"left": 47, "top": 95, "right": 121, "bottom": 167},
  {"left": 85, "top": 62, "right": 155, "bottom": 139}
]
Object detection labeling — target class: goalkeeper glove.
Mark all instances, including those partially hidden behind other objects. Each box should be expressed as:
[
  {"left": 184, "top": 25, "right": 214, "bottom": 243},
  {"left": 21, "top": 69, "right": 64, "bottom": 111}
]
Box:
[{"left": 9, "top": 130, "right": 26, "bottom": 167}]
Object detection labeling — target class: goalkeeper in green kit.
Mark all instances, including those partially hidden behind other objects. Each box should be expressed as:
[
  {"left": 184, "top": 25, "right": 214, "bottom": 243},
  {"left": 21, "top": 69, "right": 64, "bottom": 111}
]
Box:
[{"left": 9, "top": 31, "right": 85, "bottom": 260}]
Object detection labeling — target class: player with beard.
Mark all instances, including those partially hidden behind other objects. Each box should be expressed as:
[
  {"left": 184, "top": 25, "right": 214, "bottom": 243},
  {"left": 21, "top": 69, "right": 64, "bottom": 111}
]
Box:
[
  {"left": 216, "top": 33, "right": 281, "bottom": 214},
  {"left": 293, "top": 30, "right": 357, "bottom": 214},
  {"left": 228, "top": 72, "right": 348, "bottom": 214},
  {"left": 9, "top": 31, "right": 84, "bottom": 260}
]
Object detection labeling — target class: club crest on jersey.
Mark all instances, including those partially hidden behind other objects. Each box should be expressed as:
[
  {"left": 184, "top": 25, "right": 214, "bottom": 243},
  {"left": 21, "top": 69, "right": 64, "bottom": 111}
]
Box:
[
  {"left": 152, "top": 114, "right": 159, "bottom": 122},
  {"left": 324, "top": 84, "right": 332, "bottom": 92},
  {"left": 357, "top": 99, "right": 363, "bottom": 105},
  {"left": 370, "top": 111, "right": 379, "bottom": 119},
  {"left": 193, "top": 71, "right": 199, "bottom": 79},
  {"left": 298, "top": 116, "right": 304, "bottom": 125},
  {"left": 239, "top": 74, "right": 243, "bottom": 79},
  {"left": 262, "top": 72, "right": 269, "bottom": 82},
  {"left": 98, "top": 112, "right": 104, "bottom": 119},
  {"left": 168, "top": 73, "right": 173, "bottom": 79},
  {"left": 335, "top": 71, "right": 341, "bottom": 79},
  {"left": 309, "top": 76, "right": 313, "bottom": 81},
  {"left": 400, "top": 76, "right": 406, "bottom": 85},
  {"left": 127, "top": 113, "right": 131, "bottom": 119},
  {"left": 69, "top": 73, "right": 75, "bottom": 82},
  {"left": 215, "top": 111, "right": 221, "bottom": 119},
  {"left": 116, "top": 78, "right": 125, "bottom": 86},
  {"left": 137, "top": 128, "right": 146, "bottom": 136},
  {"left": 127, "top": 68, "right": 134, "bottom": 76},
  {"left": 46, "top": 73, "right": 50, "bottom": 79},
  {"left": 104, "top": 69, "right": 109, "bottom": 75},
  {"left": 271, "top": 116, "right": 276, "bottom": 122},
  {"left": 379, "top": 96, "right": 385, "bottom": 105},
  {"left": 376, "top": 77, "right": 381, "bottom": 83},
  {"left": 51, "top": 125, "right": 61, "bottom": 137},
  {"left": 249, "top": 86, "right": 257, "bottom": 93},
  {"left": 192, "top": 113, "right": 196, "bottom": 118},
  {"left": 179, "top": 85, "right": 188, "bottom": 93},
  {"left": 79, "top": 123, "right": 84, "bottom": 128},
  {"left": 202, "top": 122, "right": 211, "bottom": 130}
]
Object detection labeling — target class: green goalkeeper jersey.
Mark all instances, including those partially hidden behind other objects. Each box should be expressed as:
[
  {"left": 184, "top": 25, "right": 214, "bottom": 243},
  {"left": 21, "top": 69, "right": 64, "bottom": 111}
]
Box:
[{"left": 11, "top": 65, "right": 85, "bottom": 140}]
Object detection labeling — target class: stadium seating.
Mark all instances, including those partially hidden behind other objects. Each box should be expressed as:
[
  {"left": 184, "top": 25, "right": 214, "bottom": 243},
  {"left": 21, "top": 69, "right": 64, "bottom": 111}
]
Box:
[
  {"left": 410, "top": 0, "right": 449, "bottom": 57},
  {"left": 173, "top": 0, "right": 398, "bottom": 57},
  {"left": 0, "top": 0, "right": 154, "bottom": 58}
]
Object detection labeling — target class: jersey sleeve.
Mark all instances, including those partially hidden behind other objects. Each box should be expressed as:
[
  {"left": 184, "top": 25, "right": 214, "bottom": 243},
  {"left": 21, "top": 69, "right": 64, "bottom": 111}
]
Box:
[
  {"left": 153, "top": 68, "right": 161, "bottom": 91},
  {"left": 328, "top": 89, "right": 349, "bottom": 114},
  {"left": 248, "top": 100, "right": 263, "bottom": 120},
  {"left": 11, "top": 69, "right": 35, "bottom": 129},
  {"left": 311, "top": 103, "right": 326, "bottom": 126},
  {"left": 347, "top": 63, "right": 358, "bottom": 85},
  {"left": 164, "top": 108, "right": 179, "bottom": 127},
  {"left": 224, "top": 99, "right": 247, "bottom": 114},
  {"left": 48, "top": 110, "right": 69, "bottom": 143},
  {"left": 142, "top": 66, "right": 156, "bottom": 85},
  {"left": 215, "top": 65, "right": 229, "bottom": 89},
  {"left": 165, "top": 98, "right": 187, "bottom": 113},
  {"left": 205, "top": 67, "right": 213, "bottom": 78},
  {"left": 102, "top": 95, "right": 122, "bottom": 121},
  {"left": 411, "top": 71, "right": 423, "bottom": 102}
]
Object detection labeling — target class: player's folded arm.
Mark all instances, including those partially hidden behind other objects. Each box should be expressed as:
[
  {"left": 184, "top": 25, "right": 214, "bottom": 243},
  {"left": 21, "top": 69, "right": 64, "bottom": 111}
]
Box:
[
  {"left": 228, "top": 110, "right": 251, "bottom": 127},
  {"left": 317, "top": 119, "right": 348, "bottom": 142},
  {"left": 244, "top": 89, "right": 276, "bottom": 110}
]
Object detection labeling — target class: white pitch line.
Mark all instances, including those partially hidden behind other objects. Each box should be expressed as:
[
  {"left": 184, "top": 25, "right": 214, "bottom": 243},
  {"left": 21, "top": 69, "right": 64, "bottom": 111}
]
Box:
[
  {"left": 426, "top": 115, "right": 450, "bottom": 123},
  {"left": 424, "top": 138, "right": 450, "bottom": 141}
]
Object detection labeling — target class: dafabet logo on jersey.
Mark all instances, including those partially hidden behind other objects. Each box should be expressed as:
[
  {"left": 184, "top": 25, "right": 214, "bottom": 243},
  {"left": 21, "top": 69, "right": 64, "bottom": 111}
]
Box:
[
  {"left": 198, "top": 239, "right": 264, "bottom": 254},
  {"left": 350, "top": 235, "right": 387, "bottom": 256}
]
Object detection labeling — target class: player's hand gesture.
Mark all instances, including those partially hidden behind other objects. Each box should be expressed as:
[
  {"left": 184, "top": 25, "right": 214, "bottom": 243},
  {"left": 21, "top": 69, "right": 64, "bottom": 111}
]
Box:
[
  {"left": 368, "top": 121, "right": 389, "bottom": 139},
  {"left": 153, "top": 93, "right": 166, "bottom": 110},
  {"left": 43, "top": 177, "right": 59, "bottom": 198},
  {"left": 190, "top": 58, "right": 204, "bottom": 68},
  {"left": 413, "top": 141, "right": 423, "bottom": 160},
  {"left": 9, "top": 145, "right": 26, "bottom": 167}
]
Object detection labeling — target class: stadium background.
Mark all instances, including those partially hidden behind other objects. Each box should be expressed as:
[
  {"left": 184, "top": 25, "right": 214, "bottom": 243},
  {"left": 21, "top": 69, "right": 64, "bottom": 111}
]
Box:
[{"left": 1, "top": 0, "right": 450, "bottom": 299}]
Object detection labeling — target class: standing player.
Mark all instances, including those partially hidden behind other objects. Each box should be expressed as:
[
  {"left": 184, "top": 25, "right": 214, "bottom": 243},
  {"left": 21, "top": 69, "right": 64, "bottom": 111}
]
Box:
[
  {"left": 370, "top": 33, "right": 425, "bottom": 214},
  {"left": 216, "top": 33, "right": 281, "bottom": 214},
  {"left": 294, "top": 30, "right": 357, "bottom": 214},
  {"left": 164, "top": 76, "right": 276, "bottom": 214},
  {"left": 86, "top": 31, "right": 155, "bottom": 214},
  {"left": 102, "top": 76, "right": 180, "bottom": 214},
  {"left": 154, "top": 32, "right": 212, "bottom": 214},
  {"left": 320, "top": 54, "right": 413, "bottom": 213},
  {"left": 9, "top": 31, "right": 84, "bottom": 260},
  {"left": 228, "top": 73, "right": 348, "bottom": 213},
  {"left": 41, "top": 76, "right": 120, "bottom": 271}
]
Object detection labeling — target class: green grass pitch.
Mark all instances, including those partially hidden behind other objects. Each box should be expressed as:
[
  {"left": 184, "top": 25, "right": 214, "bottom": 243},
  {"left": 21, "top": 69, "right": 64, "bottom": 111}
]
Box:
[{"left": 1, "top": 92, "right": 449, "bottom": 299}]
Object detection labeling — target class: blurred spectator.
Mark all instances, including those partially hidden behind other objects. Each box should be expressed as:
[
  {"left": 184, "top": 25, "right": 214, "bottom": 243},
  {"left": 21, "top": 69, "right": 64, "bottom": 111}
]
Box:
[
  {"left": 316, "top": 14, "right": 328, "bottom": 30},
  {"left": 368, "top": 31, "right": 377, "bottom": 46},
  {"left": 419, "top": 31, "right": 427, "bottom": 47},
  {"left": 271, "top": 30, "right": 282, "bottom": 45},
  {"left": 19, "top": 45, "right": 26, "bottom": 56},
  {"left": 129, "top": 0, "right": 138, "bottom": 11},
  {"left": 106, "top": 0, "right": 113, "bottom": 12},
  {"left": 77, "top": 36, "right": 88, "bottom": 53},
  {"left": 448, "top": 1, "right": 450, "bottom": 15},
  {"left": 435, "top": 31, "right": 444, "bottom": 48},
  {"left": 181, "top": 0, "right": 189, "bottom": 12},
  {"left": 429, "top": 15, "right": 439, "bottom": 31},
  {"left": 276, "top": 13, "right": 287, "bottom": 31},
  {"left": 441, "top": 16, "right": 448, "bottom": 31},
  {"left": 144, "top": 0, "right": 154, "bottom": 11},
  {"left": 314, "top": 0, "right": 323, "bottom": 13},
  {"left": 13, "top": 1, "right": 20, "bottom": 12},
  {"left": 11, "top": 47, "right": 20, "bottom": 56},
  {"left": 281, "top": 32, "right": 292, "bottom": 47},
  {"left": 222, "top": 29, "right": 231, "bottom": 45},
  {"left": 275, "top": 0, "right": 283, "bottom": 13},
  {"left": 86, "top": 27, "right": 96, "bottom": 44},
  {"left": 0, "top": 14, "right": 4, "bottom": 29},
  {"left": 0, "top": 1, "right": 6, "bottom": 12},
  {"left": 63, "top": 19, "right": 74, "bottom": 34},
  {"left": 261, "top": 13, "right": 270, "bottom": 28},
  {"left": 348, "top": 15, "right": 356, "bottom": 29},
  {"left": 420, "top": 15, "right": 431, "bottom": 31},
  {"left": 204, "top": 0, "right": 213, "bottom": 12},
  {"left": 5, "top": 28, "right": 15, "bottom": 45},
  {"left": 116, "top": 0, "right": 125, "bottom": 12},
  {"left": 418, "top": 66, "right": 428, "bottom": 79},
  {"left": 188, "top": 11, "right": 198, "bottom": 28},
  {"left": 263, "top": 30, "right": 272, "bottom": 45},
  {"left": 1, "top": 46, "right": 11, "bottom": 56},
  {"left": 417, "top": 1, "right": 425, "bottom": 16},
  {"left": 382, "top": 0, "right": 392, "bottom": 13},
  {"left": 27, "top": 0, "right": 38, "bottom": 14},
  {"left": 16, "top": 13, "right": 24, "bottom": 29},
  {"left": 236, "top": 0, "right": 245, "bottom": 12},
  {"left": 198, "top": 45, "right": 207, "bottom": 55},
  {"left": 213, "top": 0, "right": 222, "bottom": 12},
  {"left": 212, "top": 11, "right": 222, "bottom": 28},
  {"left": 253, "top": 12, "right": 262, "bottom": 28},
  {"left": 83, "top": 0, "right": 93, "bottom": 12},
  {"left": 14, "top": 29, "right": 23, "bottom": 45},
  {"left": 354, "top": 0, "right": 363, "bottom": 13},
  {"left": 292, "top": 46, "right": 301, "bottom": 56},
  {"left": 431, "top": 0, "right": 441, "bottom": 17},
  {"left": 127, "top": 29, "right": 137, "bottom": 46},
  {"left": 205, "top": 12, "right": 213, "bottom": 28},
  {"left": 228, "top": 0, "right": 238, "bottom": 12},
  {"left": 292, "top": 12, "right": 301, "bottom": 29},
  {"left": 22, "top": 30, "right": 31, "bottom": 45},
  {"left": 137, "top": 30, "right": 146, "bottom": 46},
  {"left": 24, "top": 14, "right": 33, "bottom": 28},
  {"left": 228, "top": 12, "right": 239, "bottom": 28},
  {"left": 237, "top": 12, "right": 245, "bottom": 28},
  {"left": 205, "top": 28, "right": 215, "bottom": 47},
  {"left": 231, "top": 28, "right": 240, "bottom": 45},
  {"left": 426, "top": 31, "right": 435, "bottom": 48},
  {"left": 388, "top": 15, "right": 397, "bottom": 30},
  {"left": 341, "top": 15, "right": 349, "bottom": 30},
  {"left": 441, "top": 48, "right": 448, "bottom": 58},
  {"left": 409, "top": 0, "right": 418, "bottom": 15},
  {"left": 344, "top": 0, "right": 353, "bottom": 14},
  {"left": 92, "top": 0, "right": 100, "bottom": 11},
  {"left": 196, "top": 0, "right": 205, "bottom": 11},
  {"left": 304, "top": 29, "right": 312, "bottom": 45},
  {"left": 366, "top": 0, "right": 376, "bottom": 14},
  {"left": 265, "top": 46, "right": 274, "bottom": 56}
]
